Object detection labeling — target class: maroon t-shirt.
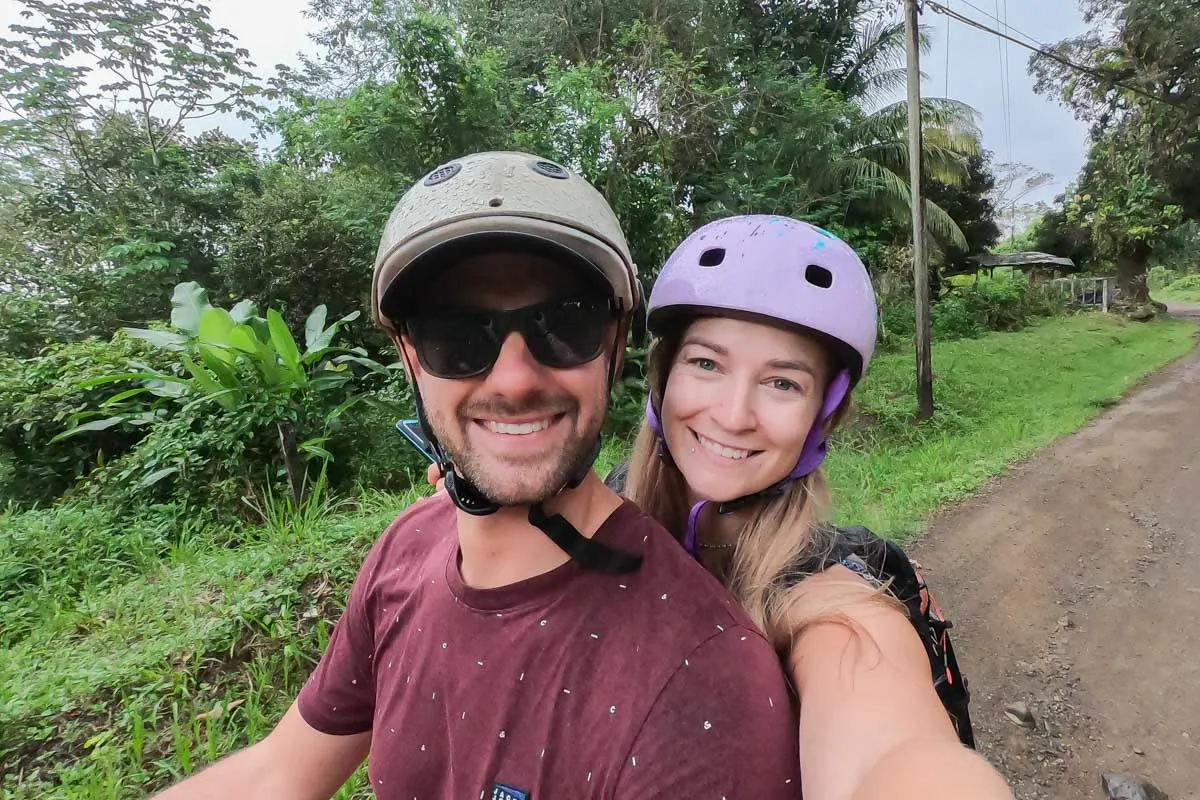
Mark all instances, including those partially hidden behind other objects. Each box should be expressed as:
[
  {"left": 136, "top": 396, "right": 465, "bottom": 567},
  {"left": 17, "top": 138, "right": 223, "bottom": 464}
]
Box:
[{"left": 298, "top": 494, "right": 800, "bottom": 799}]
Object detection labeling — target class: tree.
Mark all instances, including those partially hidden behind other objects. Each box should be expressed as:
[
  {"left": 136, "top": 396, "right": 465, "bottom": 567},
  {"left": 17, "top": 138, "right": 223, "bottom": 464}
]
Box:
[
  {"left": 924, "top": 151, "right": 1002, "bottom": 276},
  {"left": 989, "top": 162, "right": 1055, "bottom": 240},
  {"left": 1065, "top": 122, "right": 1180, "bottom": 306},
  {"left": 0, "top": 0, "right": 267, "bottom": 342},
  {"left": 1031, "top": 202, "right": 1097, "bottom": 269},
  {"left": 1030, "top": 0, "right": 1200, "bottom": 304},
  {"left": 1, "top": 114, "right": 260, "bottom": 337},
  {"left": 291, "top": 1, "right": 981, "bottom": 256},
  {"left": 0, "top": 0, "right": 263, "bottom": 175}
]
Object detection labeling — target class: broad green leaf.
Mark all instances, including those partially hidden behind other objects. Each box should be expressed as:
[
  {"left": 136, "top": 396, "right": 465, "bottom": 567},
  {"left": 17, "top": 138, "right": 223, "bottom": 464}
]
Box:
[
  {"left": 228, "top": 323, "right": 261, "bottom": 355},
  {"left": 308, "top": 373, "right": 352, "bottom": 392},
  {"left": 181, "top": 354, "right": 236, "bottom": 410},
  {"left": 145, "top": 378, "right": 188, "bottom": 399},
  {"left": 170, "top": 282, "right": 211, "bottom": 335},
  {"left": 299, "top": 443, "right": 334, "bottom": 461},
  {"left": 197, "top": 307, "right": 237, "bottom": 356},
  {"left": 325, "top": 394, "right": 365, "bottom": 424},
  {"left": 101, "top": 387, "right": 149, "bottom": 406},
  {"left": 230, "top": 299, "right": 259, "bottom": 323},
  {"left": 304, "top": 305, "right": 329, "bottom": 352},
  {"left": 197, "top": 345, "right": 241, "bottom": 389},
  {"left": 253, "top": 334, "right": 283, "bottom": 387},
  {"left": 49, "top": 416, "right": 126, "bottom": 443},
  {"left": 307, "top": 310, "right": 361, "bottom": 355},
  {"left": 332, "top": 354, "right": 389, "bottom": 373},
  {"left": 138, "top": 466, "right": 179, "bottom": 488},
  {"left": 178, "top": 389, "right": 241, "bottom": 416},
  {"left": 267, "top": 309, "right": 303, "bottom": 380},
  {"left": 121, "top": 327, "right": 189, "bottom": 349},
  {"left": 75, "top": 372, "right": 174, "bottom": 390}
]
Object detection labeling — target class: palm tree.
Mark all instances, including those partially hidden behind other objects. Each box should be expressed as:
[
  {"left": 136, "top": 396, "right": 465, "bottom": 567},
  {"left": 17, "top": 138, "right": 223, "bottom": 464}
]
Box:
[{"left": 820, "top": 15, "right": 983, "bottom": 249}]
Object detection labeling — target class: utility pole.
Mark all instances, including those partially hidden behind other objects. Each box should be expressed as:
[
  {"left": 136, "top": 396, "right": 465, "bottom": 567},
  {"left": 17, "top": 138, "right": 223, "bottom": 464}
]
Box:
[{"left": 905, "top": 0, "right": 935, "bottom": 420}]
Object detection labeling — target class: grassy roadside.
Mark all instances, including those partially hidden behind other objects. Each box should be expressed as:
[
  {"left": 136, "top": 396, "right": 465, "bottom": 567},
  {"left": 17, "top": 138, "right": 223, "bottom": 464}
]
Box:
[
  {"left": 826, "top": 313, "right": 1197, "bottom": 536},
  {"left": 1, "top": 311, "right": 1195, "bottom": 798}
]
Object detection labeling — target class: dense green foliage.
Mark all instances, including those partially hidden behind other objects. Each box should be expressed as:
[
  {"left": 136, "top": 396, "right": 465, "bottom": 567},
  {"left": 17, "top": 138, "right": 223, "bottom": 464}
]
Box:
[{"left": 0, "top": 0, "right": 1035, "bottom": 517}]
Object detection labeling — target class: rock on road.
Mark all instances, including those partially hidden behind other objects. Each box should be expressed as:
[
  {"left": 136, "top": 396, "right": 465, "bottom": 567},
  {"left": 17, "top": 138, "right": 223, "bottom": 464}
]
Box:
[{"left": 913, "top": 308, "right": 1200, "bottom": 800}]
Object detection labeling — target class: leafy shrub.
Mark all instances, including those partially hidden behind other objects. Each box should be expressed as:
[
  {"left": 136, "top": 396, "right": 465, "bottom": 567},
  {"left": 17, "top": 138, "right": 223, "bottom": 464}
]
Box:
[
  {"left": 0, "top": 335, "right": 167, "bottom": 507},
  {"left": 929, "top": 295, "right": 984, "bottom": 341},
  {"left": 1168, "top": 273, "right": 1200, "bottom": 292},
  {"left": 604, "top": 344, "right": 649, "bottom": 440},
  {"left": 57, "top": 283, "right": 398, "bottom": 515},
  {"left": 877, "top": 298, "right": 913, "bottom": 350},
  {"left": 328, "top": 379, "right": 432, "bottom": 493},
  {"left": 878, "top": 275, "right": 1063, "bottom": 350},
  {"left": 82, "top": 404, "right": 284, "bottom": 517},
  {"left": 956, "top": 277, "right": 1034, "bottom": 332},
  {"left": 0, "top": 293, "right": 82, "bottom": 359},
  {"left": 1148, "top": 265, "right": 1179, "bottom": 290}
]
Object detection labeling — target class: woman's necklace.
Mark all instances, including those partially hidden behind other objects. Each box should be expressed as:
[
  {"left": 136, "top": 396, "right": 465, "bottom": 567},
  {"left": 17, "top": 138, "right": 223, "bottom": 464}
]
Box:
[{"left": 697, "top": 540, "right": 737, "bottom": 550}]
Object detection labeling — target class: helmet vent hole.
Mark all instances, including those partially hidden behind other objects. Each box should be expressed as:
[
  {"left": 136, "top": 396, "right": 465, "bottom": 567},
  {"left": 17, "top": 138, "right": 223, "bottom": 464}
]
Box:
[
  {"left": 805, "top": 264, "right": 834, "bottom": 288},
  {"left": 531, "top": 160, "right": 569, "bottom": 179},
  {"left": 488, "top": 197, "right": 503, "bottom": 207},
  {"left": 698, "top": 247, "right": 725, "bottom": 267},
  {"left": 423, "top": 162, "right": 462, "bottom": 186}
]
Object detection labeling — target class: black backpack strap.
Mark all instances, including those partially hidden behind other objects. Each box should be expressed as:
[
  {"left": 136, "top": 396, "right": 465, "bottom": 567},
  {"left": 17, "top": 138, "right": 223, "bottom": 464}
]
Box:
[{"left": 817, "top": 527, "right": 976, "bottom": 749}]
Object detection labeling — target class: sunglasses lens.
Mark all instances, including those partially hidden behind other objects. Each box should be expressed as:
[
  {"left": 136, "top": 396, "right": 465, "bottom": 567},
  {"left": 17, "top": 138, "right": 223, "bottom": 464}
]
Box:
[
  {"left": 408, "top": 298, "right": 612, "bottom": 378},
  {"left": 408, "top": 313, "right": 499, "bottom": 378},
  {"left": 524, "top": 298, "right": 610, "bottom": 368}
]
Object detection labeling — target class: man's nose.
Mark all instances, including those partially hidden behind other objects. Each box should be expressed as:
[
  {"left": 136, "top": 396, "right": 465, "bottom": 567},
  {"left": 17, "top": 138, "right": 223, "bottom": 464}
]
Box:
[{"left": 482, "top": 331, "right": 549, "bottom": 399}]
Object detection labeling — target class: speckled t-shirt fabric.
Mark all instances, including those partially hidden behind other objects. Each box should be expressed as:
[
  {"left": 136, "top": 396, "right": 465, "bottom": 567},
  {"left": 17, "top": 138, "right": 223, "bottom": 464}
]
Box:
[{"left": 297, "top": 493, "right": 801, "bottom": 799}]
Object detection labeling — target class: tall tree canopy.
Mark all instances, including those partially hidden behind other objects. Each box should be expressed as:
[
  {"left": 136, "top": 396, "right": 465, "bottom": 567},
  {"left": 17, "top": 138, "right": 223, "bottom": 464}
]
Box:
[{"left": 1031, "top": 0, "right": 1200, "bottom": 305}]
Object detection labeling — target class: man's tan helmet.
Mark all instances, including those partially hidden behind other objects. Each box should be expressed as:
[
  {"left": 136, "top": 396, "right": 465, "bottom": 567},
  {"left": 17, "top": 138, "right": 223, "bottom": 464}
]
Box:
[{"left": 371, "top": 151, "right": 640, "bottom": 331}]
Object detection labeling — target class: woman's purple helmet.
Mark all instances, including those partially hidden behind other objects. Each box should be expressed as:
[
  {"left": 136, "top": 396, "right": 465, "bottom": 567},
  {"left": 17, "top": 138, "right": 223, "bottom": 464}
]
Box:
[
  {"left": 648, "top": 214, "right": 877, "bottom": 382},
  {"left": 646, "top": 215, "right": 879, "bottom": 552}
]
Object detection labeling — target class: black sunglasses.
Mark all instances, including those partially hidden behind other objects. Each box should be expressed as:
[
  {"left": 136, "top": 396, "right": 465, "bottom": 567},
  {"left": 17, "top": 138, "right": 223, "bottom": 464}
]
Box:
[{"left": 406, "top": 296, "right": 616, "bottom": 379}]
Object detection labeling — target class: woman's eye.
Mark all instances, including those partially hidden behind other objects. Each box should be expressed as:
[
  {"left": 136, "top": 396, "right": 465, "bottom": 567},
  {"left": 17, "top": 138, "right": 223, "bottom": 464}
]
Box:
[
  {"left": 769, "top": 378, "right": 802, "bottom": 392},
  {"left": 687, "top": 357, "right": 717, "bottom": 371}
]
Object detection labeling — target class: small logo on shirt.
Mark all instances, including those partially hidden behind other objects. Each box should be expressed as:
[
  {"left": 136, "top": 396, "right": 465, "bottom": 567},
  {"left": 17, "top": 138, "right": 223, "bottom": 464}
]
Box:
[{"left": 491, "top": 783, "right": 529, "bottom": 800}]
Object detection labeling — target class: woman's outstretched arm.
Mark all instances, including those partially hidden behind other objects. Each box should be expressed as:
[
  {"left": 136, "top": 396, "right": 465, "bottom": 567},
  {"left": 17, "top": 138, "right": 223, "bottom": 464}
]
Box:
[{"left": 788, "top": 566, "right": 1013, "bottom": 800}]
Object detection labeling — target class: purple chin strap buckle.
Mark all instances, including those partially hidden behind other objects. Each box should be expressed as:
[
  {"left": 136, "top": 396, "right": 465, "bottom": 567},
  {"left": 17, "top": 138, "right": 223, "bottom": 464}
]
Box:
[{"left": 648, "top": 370, "right": 852, "bottom": 556}]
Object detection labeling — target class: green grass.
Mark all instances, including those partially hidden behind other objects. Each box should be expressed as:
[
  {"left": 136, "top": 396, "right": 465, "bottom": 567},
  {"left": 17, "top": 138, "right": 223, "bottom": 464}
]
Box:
[
  {"left": 1, "top": 311, "right": 1196, "bottom": 797},
  {"left": 825, "top": 313, "right": 1196, "bottom": 537}
]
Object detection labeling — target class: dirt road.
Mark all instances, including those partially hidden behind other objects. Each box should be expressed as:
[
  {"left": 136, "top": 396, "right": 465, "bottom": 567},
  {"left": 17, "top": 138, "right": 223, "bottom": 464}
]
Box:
[{"left": 914, "top": 307, "right": 1200, "bottom": 800}]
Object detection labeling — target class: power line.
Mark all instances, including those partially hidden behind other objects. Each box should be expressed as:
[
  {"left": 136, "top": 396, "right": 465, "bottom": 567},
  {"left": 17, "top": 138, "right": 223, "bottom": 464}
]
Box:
[
  {"left": 955, "top": 0, "right": 1046, "bottom": 50},
  {"left": 924, "top": 0, "right": 1170, "bottom": 106}
]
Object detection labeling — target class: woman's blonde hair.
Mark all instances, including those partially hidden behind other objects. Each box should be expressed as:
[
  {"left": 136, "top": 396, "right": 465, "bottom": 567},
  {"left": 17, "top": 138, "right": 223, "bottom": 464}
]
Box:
[{"left": 625, "top": 321, "right": 892, "bottom": 657}]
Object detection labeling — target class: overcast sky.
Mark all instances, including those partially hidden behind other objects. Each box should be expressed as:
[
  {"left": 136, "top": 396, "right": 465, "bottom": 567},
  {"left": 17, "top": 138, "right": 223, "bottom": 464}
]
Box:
[{"left": 1, "top": 0, "right": 1089, "bottom": 204}]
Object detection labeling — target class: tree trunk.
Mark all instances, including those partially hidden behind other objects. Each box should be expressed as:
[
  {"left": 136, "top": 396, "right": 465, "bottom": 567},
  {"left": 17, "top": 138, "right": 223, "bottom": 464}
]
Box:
[
  {"left": 1114, "top": 242, "right": 1152, "bottom": 308},
  {"left": 277, "top": 421, "right": 305, "bottom": 508}
]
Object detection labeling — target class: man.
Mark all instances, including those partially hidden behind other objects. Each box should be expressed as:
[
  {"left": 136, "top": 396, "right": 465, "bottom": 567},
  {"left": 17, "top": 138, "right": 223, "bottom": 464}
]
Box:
[{"left": 154, "top": 151, "right": 799, "bottom": 799}]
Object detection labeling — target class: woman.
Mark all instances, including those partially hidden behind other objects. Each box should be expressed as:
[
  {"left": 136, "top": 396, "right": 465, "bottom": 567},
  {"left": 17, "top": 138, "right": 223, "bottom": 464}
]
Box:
[{"left": 621, "top": 215, "right": 1012, "bottom": 799}]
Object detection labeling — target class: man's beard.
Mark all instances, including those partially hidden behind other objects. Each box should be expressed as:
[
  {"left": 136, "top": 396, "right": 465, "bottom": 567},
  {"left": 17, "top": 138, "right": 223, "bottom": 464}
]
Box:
[{"left": 430, "top": 387, "right": 607, "bottom": 506}]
